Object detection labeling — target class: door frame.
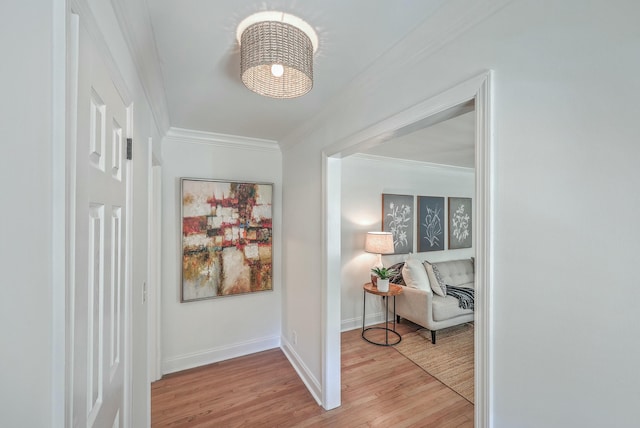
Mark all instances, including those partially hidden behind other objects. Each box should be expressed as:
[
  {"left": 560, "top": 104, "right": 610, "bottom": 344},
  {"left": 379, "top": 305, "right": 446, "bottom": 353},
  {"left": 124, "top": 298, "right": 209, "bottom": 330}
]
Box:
[
  {"left": 321, "top": 71, "right": 494, "bottom": 426},
  {"left": 148, "top": 158, "right": 163, "bottom": 383},
  {"left": 51, "top": 0, "right": 68, "bottom": 425}
]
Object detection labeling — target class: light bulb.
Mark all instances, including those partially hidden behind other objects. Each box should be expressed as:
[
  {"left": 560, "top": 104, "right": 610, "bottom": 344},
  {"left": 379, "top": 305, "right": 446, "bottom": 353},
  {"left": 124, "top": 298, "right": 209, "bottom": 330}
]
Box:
[{"left": 271, "top": 63, "right": 284, "bottom": 77}]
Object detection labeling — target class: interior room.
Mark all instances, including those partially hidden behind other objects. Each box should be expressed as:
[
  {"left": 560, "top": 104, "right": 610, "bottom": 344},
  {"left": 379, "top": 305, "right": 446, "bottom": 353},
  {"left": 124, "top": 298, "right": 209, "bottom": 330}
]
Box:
[
  {"left": 3, "top": 1, "right": 640, "bottom": 427},
  {"left": 340, "top": 108, "right": 476, "bottom": 329}
]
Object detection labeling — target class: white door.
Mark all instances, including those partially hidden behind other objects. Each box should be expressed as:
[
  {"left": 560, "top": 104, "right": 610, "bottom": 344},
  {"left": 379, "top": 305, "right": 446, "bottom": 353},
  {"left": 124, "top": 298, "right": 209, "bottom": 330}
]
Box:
[{"left": 71, "top": 18, "right": 130, "bottom": 428}]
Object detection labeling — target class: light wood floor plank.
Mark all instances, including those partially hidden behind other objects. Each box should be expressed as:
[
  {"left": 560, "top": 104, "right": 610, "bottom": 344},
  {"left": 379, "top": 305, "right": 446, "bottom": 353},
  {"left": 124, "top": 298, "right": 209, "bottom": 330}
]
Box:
[{"left": 152, "top": 322, "right": 473, "bottom": 427}]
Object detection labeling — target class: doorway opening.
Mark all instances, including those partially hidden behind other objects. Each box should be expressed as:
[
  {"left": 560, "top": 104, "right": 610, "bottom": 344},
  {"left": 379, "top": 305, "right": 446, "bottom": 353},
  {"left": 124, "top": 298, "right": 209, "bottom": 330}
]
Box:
[{"left": 322, "top": 72, "right": 493, "bottom": 425}]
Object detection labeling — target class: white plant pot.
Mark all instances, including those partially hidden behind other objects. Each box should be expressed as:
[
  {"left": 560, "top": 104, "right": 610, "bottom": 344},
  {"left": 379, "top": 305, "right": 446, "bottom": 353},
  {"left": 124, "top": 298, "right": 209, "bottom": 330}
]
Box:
[{"left": 377, "top": 278, "right": 390, "bottom": 292}]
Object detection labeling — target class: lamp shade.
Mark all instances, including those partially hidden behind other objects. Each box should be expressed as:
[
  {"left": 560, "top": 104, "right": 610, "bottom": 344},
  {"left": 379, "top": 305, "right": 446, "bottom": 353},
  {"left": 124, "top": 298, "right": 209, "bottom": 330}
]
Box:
[
  {"left": 240, "top": 20, "right": 313, "bottom": 98},
  {"left": 364, "top": 232, "right": 394, "bottom": 255}
]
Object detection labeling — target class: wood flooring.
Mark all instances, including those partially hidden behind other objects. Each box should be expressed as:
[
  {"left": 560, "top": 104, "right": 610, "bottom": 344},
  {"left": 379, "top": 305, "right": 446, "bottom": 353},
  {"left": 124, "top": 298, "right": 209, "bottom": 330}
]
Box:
[{"left": 151, "top": 322, "right": 474, "bottom": 427}]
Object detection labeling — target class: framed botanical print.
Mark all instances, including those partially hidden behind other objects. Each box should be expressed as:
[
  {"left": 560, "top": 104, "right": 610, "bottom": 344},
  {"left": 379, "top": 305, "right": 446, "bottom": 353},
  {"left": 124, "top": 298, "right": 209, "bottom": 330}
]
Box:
[
  {"left": 417, "top": 196, "right": 445, "bottom": 252},
  {"left": 448, "top": 197, "right": 472, "bottom": 249},
  {"left": 382, "top": 193, "right": 414, "bottom": 254}
]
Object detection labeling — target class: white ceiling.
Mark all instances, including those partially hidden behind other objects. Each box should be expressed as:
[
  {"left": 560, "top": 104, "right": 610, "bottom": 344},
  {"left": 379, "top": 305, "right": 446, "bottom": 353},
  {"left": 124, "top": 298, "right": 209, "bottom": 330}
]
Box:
[
  {"left": 140, "top": 0, "right": 476, "bottom": 166},
  {"left": 363, "top": 110, "right": 476, "bottom": 168},
  {"left": 146, "top": 0, "right": 447, "bottom": 142}
]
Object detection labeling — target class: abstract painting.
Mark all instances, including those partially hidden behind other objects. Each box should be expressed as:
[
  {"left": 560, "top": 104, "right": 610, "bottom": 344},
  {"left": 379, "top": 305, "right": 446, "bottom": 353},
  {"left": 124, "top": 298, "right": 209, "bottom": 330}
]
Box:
[
  {"left": 382, "top": 194, "right": 414, "bottom": 254},
  {"left": 448, "top": 197, "right": 472, "bottom": 249},
  {"left": 417, "top": 196, "right": 445, "bottom": 252},
  {"left": 181, "top": 178, "right": 273, "bottom": 302}
]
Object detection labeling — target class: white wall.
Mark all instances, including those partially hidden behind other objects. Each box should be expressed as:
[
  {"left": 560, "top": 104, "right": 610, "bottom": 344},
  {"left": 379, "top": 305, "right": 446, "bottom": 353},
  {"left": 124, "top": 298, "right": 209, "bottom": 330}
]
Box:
[
  {"left": 160, "top": 134, "right": 282, "bottom": 374},
  {"left": 281, "top": 1, "right": 640, "bottom": 426},
  {"left": 281, "top": 138, "right": 325, "bottom": 401},
  {"left": 0, "top": 1, "right": 54, "bottom": 426},
  {"left": 340, "top": 155, "right": 474, "bottom": 331}
]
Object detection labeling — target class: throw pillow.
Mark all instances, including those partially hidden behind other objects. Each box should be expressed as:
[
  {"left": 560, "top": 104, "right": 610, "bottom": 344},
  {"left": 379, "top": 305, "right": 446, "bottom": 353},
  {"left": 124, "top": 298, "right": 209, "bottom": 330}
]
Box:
[
  {"left": 386, "top": 262, "right": 406, "bottom": 285},
  {"left": 423, "top": 261, "right": 447, "bottom": 297},
  {"left": 402, "top": 258, "right": 430, "bottom": 290}
]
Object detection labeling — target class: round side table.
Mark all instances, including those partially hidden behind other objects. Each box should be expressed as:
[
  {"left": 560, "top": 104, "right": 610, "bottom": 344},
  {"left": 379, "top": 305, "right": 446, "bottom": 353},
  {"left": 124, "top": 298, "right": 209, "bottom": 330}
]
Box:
[{"left": 362, "top": 282, "right": 403, "bottom": 346}]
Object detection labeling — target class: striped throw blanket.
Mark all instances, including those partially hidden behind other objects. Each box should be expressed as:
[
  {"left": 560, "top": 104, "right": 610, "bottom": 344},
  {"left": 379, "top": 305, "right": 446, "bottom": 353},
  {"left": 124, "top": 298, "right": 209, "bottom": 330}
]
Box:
[{"left": 446, "top": 286, "right": 475, "bottom": 310}]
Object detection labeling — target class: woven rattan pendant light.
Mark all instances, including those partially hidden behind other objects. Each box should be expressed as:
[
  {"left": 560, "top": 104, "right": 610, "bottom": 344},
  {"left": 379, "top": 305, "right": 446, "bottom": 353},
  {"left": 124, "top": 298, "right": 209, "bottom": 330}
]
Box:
[{"left": 237, "top": 12, "right": 318, "bottom": 99}]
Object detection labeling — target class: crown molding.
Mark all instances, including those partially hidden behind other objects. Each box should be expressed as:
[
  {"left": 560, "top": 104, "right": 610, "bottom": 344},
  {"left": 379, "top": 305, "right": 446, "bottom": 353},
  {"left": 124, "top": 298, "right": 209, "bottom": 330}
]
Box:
[
  {"left": 165, "top": 127, "right": 280, "bottom": 152},
  {"left": 352, "top": 153, "right": 474, "bottom": 173},
  {"left": 110, "top": 0, "right": 171, "bottom": 135}
]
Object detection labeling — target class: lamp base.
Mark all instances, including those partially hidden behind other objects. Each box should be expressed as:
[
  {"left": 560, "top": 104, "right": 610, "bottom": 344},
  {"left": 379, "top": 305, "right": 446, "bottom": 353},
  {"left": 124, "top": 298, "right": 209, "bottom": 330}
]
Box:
[{"left": 370, "top": 253, "right": 385, "bottom": 286}]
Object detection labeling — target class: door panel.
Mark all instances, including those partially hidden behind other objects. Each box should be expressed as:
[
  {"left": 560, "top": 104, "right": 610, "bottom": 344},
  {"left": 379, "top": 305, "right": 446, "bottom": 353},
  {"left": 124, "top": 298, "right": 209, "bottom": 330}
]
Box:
[{"left": 72, "top": 19, "right": 129, "bottom": 428}]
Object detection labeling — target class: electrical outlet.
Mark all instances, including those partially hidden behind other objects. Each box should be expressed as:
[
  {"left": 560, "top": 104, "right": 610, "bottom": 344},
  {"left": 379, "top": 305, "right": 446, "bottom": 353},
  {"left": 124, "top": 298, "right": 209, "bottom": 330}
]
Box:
[{"left": 292, "top": 330, "right": 298, "bottom": 345}]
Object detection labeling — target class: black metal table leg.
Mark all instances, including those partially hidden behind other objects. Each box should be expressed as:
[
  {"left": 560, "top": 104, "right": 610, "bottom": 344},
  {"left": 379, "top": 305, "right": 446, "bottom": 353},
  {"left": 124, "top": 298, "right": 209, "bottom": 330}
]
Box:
[
  {"left": 362, "top": 285, "right": 401, "bottom": 346},
  {"left": 362, "top": 289, "right": 366, "bottom": 331}
]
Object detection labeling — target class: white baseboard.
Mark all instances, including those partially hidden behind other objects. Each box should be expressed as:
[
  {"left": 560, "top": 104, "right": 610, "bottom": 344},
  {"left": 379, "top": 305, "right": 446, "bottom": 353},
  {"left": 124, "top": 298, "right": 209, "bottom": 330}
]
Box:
[
  {"left": 162, "top": 335, "right": 280, "bottom": 375},
  {"left": 341, "top": 311, "right": 385, "bottom": 332},
  {"left": 280, "top": 336, "right": 322, "bottom": 406}
]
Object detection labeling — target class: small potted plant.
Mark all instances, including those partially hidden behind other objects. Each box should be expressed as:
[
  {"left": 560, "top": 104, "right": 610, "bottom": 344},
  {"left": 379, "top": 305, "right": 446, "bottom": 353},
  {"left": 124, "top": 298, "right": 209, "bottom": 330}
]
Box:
[{"left": 371, "top": 266, "right": 396, "bottom": 292}]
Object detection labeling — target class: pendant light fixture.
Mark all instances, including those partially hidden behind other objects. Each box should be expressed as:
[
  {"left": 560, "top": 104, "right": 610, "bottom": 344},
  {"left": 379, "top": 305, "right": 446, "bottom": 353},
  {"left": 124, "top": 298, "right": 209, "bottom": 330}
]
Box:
[{"left": 237, "top": 12, "right": 318, "bottom": 99}]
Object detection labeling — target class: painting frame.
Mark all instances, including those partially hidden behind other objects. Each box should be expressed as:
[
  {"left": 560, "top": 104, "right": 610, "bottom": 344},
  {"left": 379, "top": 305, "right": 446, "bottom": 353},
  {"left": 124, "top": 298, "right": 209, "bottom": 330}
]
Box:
[
  {"left": 180, "top": 178, "right": 274, "bottom": 302},
  {"left": 417, "top": 196, "right": 445, "bottom": 252},
  {"left": 382, "top": 193, "right": 414, "bottom": 254},
  {"left": 448, "top": 197, "right": 472, "bottom": 249}
]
